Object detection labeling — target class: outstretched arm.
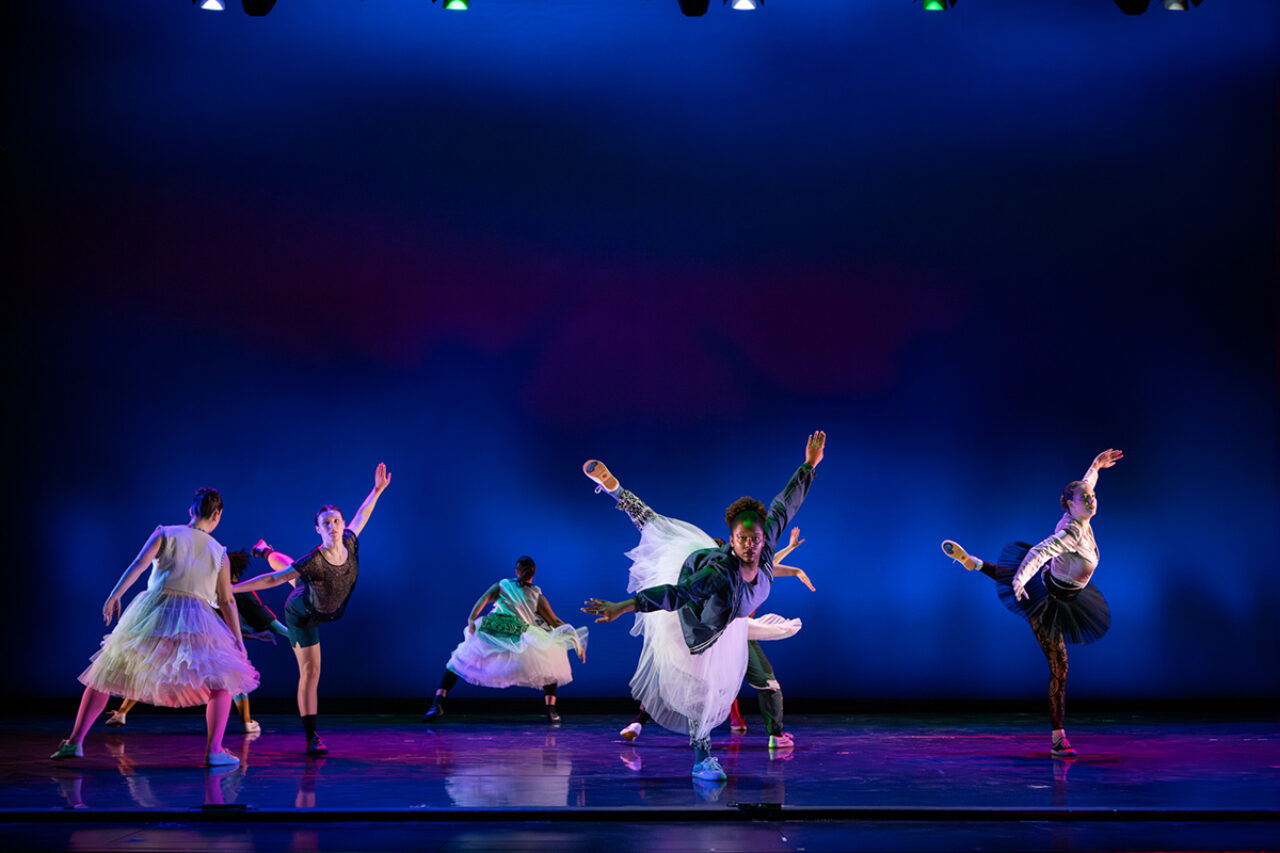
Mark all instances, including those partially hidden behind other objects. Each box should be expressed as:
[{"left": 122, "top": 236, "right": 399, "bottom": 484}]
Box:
[
  {"left": 773, "top": 563, "right": 816, "bottom": 592},
  {"left": 764, "top": 432, "right": 825, "bottom": 548},
  {"left": 233, "top": 560, "right": 300, "bottom": 593},
  {"left": 102, "top": 527, "right": 165, "bottom": 625},
  {"left": 348, "top": 462, "right": 391, "bottom": 538},
  {"left": 581, "top": 597, "right": 637, "bottom": 623},
  {"left": 774, "top": 527, "right": 804, "bottom": 564},
  {"left": 1084, "top": 448, "right": 1123, "bottom": 487}
]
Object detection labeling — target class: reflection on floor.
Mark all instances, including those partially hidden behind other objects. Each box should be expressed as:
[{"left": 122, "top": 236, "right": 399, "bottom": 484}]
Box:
[{"left": 5, "top": 711, "right": 1277, "bottom": 851}]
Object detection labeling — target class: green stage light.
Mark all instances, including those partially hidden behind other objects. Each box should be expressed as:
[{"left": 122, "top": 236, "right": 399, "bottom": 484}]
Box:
[
  {"left": 444, "top": 0, "right": 468, "bottom": 8},
  {"left": 923, "top": 0, "right": 945, "bottom": 7}
]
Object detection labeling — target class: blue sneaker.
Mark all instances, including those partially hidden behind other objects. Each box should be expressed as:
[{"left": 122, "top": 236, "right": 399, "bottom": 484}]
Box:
[{"left": 691, "top": 756, "right": 727, "bottom": 781}]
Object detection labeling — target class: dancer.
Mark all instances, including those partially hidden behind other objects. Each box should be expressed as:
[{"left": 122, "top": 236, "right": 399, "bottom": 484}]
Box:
[
  {"left": 102, "top": 549, "right": 286, "bottom": 732},
  {"left": 941, "top": 448, "right": 1123, "bottom": 758},
  {"left": 623, "top": 526, "right": 813, "bottom": 746},
  {"left": 582, "top": 431, "right": 825, "bottom": 781},
  {"left": 421, "top": 556, "right": 588, "bottom": 725},
  {"left": 233, "top": 462, "right": 391, "bottom": 755},
  {"left": 51, "top": 488, "right": 259, "bottom": 766}
]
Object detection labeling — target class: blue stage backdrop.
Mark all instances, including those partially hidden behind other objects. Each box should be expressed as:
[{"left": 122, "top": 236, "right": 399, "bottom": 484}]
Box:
[{"left": 3, "top": 1, "right": 1275, "bottom": 702}]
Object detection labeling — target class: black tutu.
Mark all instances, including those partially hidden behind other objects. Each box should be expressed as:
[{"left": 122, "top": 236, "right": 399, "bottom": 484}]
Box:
[{"left": 994, "top": 542, "right": 1110, "bottom": 645}]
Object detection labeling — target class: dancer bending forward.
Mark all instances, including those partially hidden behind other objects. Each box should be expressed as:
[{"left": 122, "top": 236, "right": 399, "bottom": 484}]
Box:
[
  {"left": 582, "top": 431, "right": 825, "bottom": 782},
  {"left": 52, "top": 488, "right": 259, "bottom": 766},
  {"left": 234, "top": 462, "right": 391, "bottom": 755},
  {"left": 421, "top": 556, "right": 588, "bottom": 725},
  {"left": 942, "top": 448, "right": 1123, "bottom": 758}
]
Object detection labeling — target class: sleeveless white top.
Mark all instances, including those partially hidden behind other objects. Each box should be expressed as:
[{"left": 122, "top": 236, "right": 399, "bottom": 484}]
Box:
[{"left": 144, "top": 525, "right": 226, "bottom": 602}]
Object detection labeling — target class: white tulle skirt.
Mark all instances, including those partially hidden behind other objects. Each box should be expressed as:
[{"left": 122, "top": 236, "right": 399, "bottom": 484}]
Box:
[
  {"left": 746, "top": 613, "right": 802, "bottom": 641},
  {"left": 447, "top": 623, "right": 588, "bottom": 690},
  {"left": 625, "top": 515, "right": 748, "bottom": 743},
  {"left": 78, "top": 589, "right": 260, "bottom": 708}
]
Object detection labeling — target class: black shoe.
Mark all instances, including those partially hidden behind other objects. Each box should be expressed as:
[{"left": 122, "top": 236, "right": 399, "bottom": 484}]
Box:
[
  {"left": 306, "top": 735, "right": 329, "bottom": 755},
  {"left": 421, "top": 697, "right": 445, "bottom": 722},
  {"left": 546, "top": 707, "right": 562, "bottom": 726}
]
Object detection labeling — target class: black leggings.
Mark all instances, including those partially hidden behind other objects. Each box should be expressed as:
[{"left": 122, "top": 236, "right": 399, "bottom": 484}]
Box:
[{"left": 981, "top": 563, "right": 1067, "bottom": 729}]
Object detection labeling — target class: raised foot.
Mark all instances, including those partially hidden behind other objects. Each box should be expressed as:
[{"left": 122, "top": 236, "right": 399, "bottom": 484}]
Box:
[
  {"left": 941, "top": 540, "right": 979, "bottom": 571},
  {"left": 619, "top": 722, "right": 642, "bottom": 742},
  {"left": 420, "top": 697, "right": 445, "bottom": 722},
  {"left": 582, "top": 460, "right": 619, "bottom": 493},
  {"left": 104, "top": 711, "right": 127, "bottom": 727}
]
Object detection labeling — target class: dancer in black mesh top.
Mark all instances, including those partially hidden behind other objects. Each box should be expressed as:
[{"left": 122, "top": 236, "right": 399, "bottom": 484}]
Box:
[{"left": 235, "top": 463, "right": 391, "bottom": 755}]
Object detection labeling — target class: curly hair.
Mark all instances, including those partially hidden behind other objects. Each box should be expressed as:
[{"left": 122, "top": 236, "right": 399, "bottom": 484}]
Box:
[
  {"left": 724, "top": 496, "right": 767, "bottom": 533},
  {"left": 1060, "top": 481, "right": 1089, "bottom": 512},
  {"left": 227, "top": 549, "right": 251, "bottom": 583}
]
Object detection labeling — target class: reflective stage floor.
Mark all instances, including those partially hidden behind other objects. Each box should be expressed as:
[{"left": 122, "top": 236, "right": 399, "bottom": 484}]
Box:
[{"left": 3, "top": 710, "right": 1277, "bottom": 851}]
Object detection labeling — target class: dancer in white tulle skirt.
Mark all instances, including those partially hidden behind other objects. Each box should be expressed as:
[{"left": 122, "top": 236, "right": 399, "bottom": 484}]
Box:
[
  {"left": 51, "top": 488, "right": 259, "bottom": 767},
  {"left": 582, "top": 431, "right": 825, "bottom": 782},
  {"left": 421, "top": 556, "right": 588, "bottom": 725}
]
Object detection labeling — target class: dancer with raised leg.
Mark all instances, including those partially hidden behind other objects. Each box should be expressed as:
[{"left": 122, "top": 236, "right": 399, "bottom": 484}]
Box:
[
  {"left": 421, "top": 555, "right": 588, "bottom": 725},
  {"left": 582, "top": 431, "right": 825, "bottom": 782},
  {"left": 941, "top": 448, "right": 1123, "bottom": 758},
  {"left": 234, "top": 462, "right": 391, "bottom": 755},
  {"left": 51, "top": 488, "right": 258, "bottom": 766}
]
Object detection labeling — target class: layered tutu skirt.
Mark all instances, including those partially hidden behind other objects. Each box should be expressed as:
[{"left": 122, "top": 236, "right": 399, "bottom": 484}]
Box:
[
  {"left": 625, "top": 515, "right": 748, "bottom": 743},
  {"left": 79, "top": 589, "right": 260, "bottom": 707},
  {"left": 994, "top": 542, "right": 1111, "bottom": 645},
  {"left": 447, "top": 619, "right": 587, "bottom": 691}
]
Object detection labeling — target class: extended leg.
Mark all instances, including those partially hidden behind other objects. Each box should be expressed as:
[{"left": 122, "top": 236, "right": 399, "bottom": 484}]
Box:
[
  {"left": 583, "top": 460, "right": 656, "bottom": 531},
  {"left": 205, "top": 689, "right": 238, "bottom": 766},
  {"left": 422, "top": 669, "right": 458, "bottom": 721},
  {"left": 544, "top": 683, "right": 561, "bottom": 725},
  {"left": 53, "top": 686, "right": 111, "bottom": 757}
]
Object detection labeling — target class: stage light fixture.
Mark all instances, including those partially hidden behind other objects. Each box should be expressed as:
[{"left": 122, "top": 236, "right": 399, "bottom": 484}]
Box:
[
  {"left": 727, "top": 0, "right": 761, "bottom": 9},
  {"left": 242, "top": 0, "right": 277, "bottom": 14},
  {"left": 433, "top": 0, "right": 469, "bottom": 8},
  {"left": 678, "top": 0, "right": 710, "bottom": 15},
  {"left": 918, "top": 0, "right": 957, "bottom": 10},
  {"left": 1163, "top": 0, "right": 1187, "bottom": 7},
  {"left": 193, "top": 0, "right": 226, "bottom": 10}
]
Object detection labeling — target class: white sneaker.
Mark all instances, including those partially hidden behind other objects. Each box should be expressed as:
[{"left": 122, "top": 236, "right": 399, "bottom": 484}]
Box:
[
  {"left": 583, "top": 460, "right": 619, "bottom": 493},
  {"left": 205, "top": 750, "right": 240, "bottom": 767},
  {"left": 243, "top": 719, "right": 261, "bottom": 734},
  {"left": 619, "top": 722, "right": 642, "bottom": 742},
  {"left": 691, "top": 756, "right": 727, "bottom": 781},
  {"left": 768, "top": 732, "right": 795, "bottom": 749},
  {"left": 941, "top": 540, "right": 979, "bottom": 571},
  {"left": 1051, "top": 734, "right": 1078, "bottom": 758}
]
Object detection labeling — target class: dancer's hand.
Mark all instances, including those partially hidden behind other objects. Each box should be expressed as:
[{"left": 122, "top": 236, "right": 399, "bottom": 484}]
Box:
[
  {"left": 1091, "top": 449, "right": 1123, "bottom": 470},
  {"left": 374, "top": 462, "right": 392, "bottom": 492},
  {"left": 103, "top": 594, "right": 122, "bottom": 625},
  {"left": 805, "top": 430, "right": 826, "bottom": 468},
  {"left": 1012, "top": 580, "right": 1029, "bottom": 602},
  {"left": 581, "top": 598, "right": 632, "bottom": 623},
  {"left": 793, "top": 568, "right": 816, "bottom": 592},
  {"left": 788, "top": 527, "right": 804, "bottom": 550}
]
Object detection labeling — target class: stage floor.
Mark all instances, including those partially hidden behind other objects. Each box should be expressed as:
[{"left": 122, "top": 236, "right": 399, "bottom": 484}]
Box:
[{"left": 4, "top": 710, "right": 1277, "bottom": 851}]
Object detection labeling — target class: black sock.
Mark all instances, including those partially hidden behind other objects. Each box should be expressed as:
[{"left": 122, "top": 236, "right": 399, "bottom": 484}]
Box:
[{"left": 302, "top": 714, "right": 317, "bottom": 740}]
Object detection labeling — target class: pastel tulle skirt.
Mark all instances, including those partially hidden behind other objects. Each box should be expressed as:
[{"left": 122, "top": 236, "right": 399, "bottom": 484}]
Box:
[
  {"left": 78, "top": 589, "right": 260, "bottom": 707},
  {"left": 447, "top": 621, "right": 588, "bottom": 690},
  {"left": 625, "top": 515, "right": 748, "bottom": 744}
]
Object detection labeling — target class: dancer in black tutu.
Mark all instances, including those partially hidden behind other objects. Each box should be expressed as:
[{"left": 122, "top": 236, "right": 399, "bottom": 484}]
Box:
[{"left": 941, "top": 448, "right": 1123, "bottom": 757}]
